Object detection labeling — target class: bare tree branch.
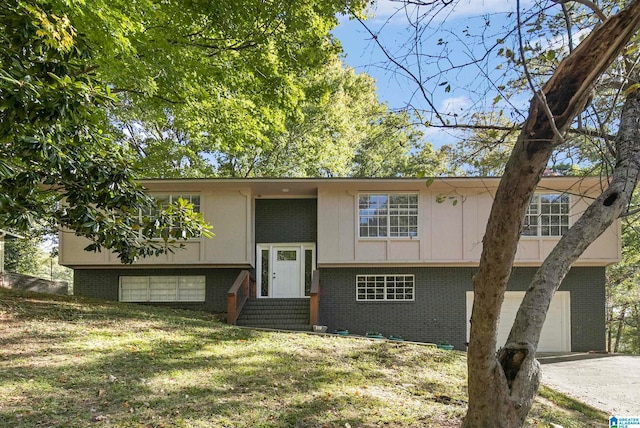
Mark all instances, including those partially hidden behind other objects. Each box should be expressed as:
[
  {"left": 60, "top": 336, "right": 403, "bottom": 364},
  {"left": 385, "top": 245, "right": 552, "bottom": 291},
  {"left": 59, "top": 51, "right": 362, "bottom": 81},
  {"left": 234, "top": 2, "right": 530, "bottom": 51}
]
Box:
[
  {"left": 552, "top": 0, "right": 608, "bottom": 22},
  {"left": 348, "top": 7, "right": 449, "bottom": 127}
]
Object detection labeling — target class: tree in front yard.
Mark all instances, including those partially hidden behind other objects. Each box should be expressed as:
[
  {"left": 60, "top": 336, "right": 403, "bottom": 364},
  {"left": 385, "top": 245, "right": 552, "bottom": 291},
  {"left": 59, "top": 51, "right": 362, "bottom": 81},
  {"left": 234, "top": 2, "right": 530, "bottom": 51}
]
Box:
[
  {"left": 0, "top": 1, "right": 210, "bottom": 263},
  {"left": 2, "top": 0, "right": 374, "bottom": 260},
  {"left": 352, "top": 1, "right": 640, "bottom": 425}
]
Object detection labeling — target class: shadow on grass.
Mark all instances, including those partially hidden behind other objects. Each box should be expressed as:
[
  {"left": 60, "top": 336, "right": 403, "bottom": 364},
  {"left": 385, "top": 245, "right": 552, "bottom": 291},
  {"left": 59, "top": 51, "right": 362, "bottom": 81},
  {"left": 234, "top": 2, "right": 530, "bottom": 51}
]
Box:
[
  {"left": 1, "top": 331, "right": 409, "bottom": 427},
  {"left": 1, "top": 289, "right": 601, "bottom": 428},
  {"left": 2, "top": 288, "right": 447, "bottom": 427}
]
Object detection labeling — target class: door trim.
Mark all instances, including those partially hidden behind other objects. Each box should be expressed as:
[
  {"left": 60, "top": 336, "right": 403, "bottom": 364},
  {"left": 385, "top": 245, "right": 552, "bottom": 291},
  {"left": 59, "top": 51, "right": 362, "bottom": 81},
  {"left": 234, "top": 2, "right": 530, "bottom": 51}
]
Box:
[{"left": 256, "top": 243, "right": 316, "bottom": 298}]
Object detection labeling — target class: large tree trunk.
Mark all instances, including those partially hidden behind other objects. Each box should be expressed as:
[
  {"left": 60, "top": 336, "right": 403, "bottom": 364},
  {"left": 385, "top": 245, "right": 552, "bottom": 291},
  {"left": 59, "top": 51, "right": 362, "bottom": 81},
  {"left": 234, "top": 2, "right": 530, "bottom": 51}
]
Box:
[{"left": 463, "top": 3, "right": 640, "bottom": 427}]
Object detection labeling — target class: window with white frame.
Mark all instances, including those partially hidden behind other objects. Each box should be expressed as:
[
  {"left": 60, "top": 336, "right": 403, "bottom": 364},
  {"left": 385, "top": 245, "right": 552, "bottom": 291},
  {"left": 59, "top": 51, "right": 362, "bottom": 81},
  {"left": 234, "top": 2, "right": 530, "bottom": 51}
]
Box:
[
  {"left": 356, "top": 274, "right": 415, "bottom": 301},
  {"left": 523, "top": 193, "right": 570, "bottom": 237},
  {"left": 359, "top": 193, "right": 418, "bottom": 238},
  {"left": 119, "top": 276, "right": 206, "bottom": 302},
  {"left": 143, "top": 194, "right": 201, "bottom": 236},
  {"left": 145, "top": 194, "right": 201, "bottom": 216}
]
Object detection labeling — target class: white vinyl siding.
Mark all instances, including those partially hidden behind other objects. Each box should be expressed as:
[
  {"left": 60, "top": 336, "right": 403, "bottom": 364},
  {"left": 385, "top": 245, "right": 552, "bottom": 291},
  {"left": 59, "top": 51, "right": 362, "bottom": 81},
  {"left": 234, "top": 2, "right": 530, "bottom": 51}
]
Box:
[
  {"left": 358, "top": 193, "right": 418, "bottom": 238},
  {"left": 523, "top": 193, "right": 570, "bottom": 237},
  {"left": 119, "top": 276, "right": 205, "bottom": 302},
  {"left": 356, "top": 274, "right": 415, "bottom": 301}
]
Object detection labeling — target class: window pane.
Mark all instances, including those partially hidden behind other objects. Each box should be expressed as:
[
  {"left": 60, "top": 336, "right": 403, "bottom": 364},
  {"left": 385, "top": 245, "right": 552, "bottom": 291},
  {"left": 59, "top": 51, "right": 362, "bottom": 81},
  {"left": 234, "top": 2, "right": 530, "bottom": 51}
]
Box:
[
  {"left": 359, "top": 193, "right": 418, "bottom": 238},
  {"left": 388, "top": 193, "right": 418, "bottom": 237},
  {"left": 149, "top": 277, "right": 177, "bottom": 301},
  {"left": 120, "top": 276, "right": 205, "bottom": 302},
  {"left": 389, "top": 194, "right": 408, "bottom": 205},
  {"left": 261, "top": 249, "right": 270, "bottom": 297},
  {"left": 120, "top": 277, "right": 148, "bottom": 302},
  {"left": 185, "top": 195, "right": 201, "bottom": 212},
  {"left": 523, "top": 193, "right": 569, "bottom": 237},
  {"left": 178, "top": 276, "right": 205, "bottom": 301},
  {"left": 277, "top": 250, "right": 297, "bottom": 261},
  {"left": 356, "top": 274, "right": 414, "bottom": 301},
  {"left": 304, "top": 249, "right": 313, "bottom": 296},
  {"left": 359, "top": 194, "right": 388, "bottom": 238},
  {"left": 143, "top": 194, "right": 202, "bottom": 237}
]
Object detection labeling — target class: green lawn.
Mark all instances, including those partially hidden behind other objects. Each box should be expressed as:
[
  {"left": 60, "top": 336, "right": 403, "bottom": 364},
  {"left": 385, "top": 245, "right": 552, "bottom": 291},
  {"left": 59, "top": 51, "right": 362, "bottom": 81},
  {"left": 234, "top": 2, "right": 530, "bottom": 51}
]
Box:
[{"left": 0, "top": 288, "right": 607, "bottom": 427}]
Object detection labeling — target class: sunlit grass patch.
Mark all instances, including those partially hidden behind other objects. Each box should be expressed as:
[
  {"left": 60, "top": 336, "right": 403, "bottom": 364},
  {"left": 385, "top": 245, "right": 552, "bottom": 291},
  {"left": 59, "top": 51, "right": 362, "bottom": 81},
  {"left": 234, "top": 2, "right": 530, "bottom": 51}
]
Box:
[{"left": 0, "top": 288, "right": 608, "bottom": 427}]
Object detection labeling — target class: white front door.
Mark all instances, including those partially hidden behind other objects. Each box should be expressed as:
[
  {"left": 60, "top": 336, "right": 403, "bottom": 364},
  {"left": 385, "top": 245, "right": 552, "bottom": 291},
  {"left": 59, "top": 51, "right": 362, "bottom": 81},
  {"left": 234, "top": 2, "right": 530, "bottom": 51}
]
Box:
[
  {"left": 272, "top": 247, "right": 302, "bottom": 298},
  {"left": 256, "top": 243, "right": 315, "bottom": 298}
]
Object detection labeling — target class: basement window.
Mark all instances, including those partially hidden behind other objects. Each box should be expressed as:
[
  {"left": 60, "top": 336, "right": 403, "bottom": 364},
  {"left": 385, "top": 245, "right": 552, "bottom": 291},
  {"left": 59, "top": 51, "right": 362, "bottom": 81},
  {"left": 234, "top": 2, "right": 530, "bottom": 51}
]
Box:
[
  {"left": 119, "top": 276, "right": 205, "bottom": 302},
  {"left": 356, "top": 274, "right": 415, "bottom": 301}
]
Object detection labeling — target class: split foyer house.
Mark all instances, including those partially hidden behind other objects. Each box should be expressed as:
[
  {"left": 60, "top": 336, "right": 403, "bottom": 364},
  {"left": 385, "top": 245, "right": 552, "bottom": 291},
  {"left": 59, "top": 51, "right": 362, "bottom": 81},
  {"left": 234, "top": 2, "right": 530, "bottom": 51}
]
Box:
[{"left": 60, "top": 177, "right": 619, "bottom": 352}]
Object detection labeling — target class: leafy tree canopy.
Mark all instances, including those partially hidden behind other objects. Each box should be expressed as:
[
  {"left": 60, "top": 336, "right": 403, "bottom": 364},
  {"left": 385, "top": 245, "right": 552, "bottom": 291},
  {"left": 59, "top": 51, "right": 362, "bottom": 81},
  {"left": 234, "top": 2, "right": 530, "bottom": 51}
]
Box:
[
  {"left": 209, "top": 60, "right": 446, "bottom": 178},
  {"left": 3, "top": 0, "right": 429, "bottom": 263},
  {"left": 0, "top": 0, "right": 213, "bottom": 263},
  {"left": 65, "top": 0, "right": 372, "bottom": 177}
]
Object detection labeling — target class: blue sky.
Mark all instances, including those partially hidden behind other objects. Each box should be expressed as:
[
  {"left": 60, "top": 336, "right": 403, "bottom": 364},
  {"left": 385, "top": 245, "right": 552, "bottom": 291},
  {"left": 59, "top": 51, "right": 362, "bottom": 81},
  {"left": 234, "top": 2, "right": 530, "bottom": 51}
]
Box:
[{"left": 330, "top": 0, "right": 539, "bottom": 145}]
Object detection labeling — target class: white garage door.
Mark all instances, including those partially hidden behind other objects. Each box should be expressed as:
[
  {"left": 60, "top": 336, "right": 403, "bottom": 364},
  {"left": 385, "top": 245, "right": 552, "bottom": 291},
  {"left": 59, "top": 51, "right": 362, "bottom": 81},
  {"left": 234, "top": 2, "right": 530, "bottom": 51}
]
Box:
[{"left": 466, "top": 291, "right": 571, "bottom": 352}]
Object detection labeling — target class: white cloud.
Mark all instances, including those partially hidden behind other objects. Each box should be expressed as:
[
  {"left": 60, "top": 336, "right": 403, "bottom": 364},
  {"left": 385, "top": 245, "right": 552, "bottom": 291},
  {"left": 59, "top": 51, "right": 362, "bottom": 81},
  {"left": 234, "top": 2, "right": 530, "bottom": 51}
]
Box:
[
  {"left": 440, "top": 96, "right": 471, "bottom": 115},
  {"left": 421, "top": 124, "right": 464, "bottom": 148}
]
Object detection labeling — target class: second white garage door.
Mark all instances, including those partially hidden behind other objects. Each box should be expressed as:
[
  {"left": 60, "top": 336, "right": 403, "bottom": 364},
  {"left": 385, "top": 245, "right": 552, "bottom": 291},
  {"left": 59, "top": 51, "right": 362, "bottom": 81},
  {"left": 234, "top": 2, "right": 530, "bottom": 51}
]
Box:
[{"left": 466, "top": 291, "right": 571, "bottom": 352}]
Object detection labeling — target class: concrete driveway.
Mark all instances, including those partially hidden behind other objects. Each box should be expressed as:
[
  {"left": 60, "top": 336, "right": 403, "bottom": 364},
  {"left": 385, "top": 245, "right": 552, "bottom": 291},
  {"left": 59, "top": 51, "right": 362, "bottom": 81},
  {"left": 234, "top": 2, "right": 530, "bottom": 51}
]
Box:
[{"left": 538, "top": 353, "right": 640, "bottom": 416}]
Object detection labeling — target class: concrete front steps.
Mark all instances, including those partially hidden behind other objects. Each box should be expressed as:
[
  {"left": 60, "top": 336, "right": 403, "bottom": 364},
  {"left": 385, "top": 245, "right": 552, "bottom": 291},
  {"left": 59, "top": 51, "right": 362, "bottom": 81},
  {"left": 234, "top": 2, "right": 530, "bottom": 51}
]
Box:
[{"left": 235, "top": 298, "right": 312, "bottom": 331}]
